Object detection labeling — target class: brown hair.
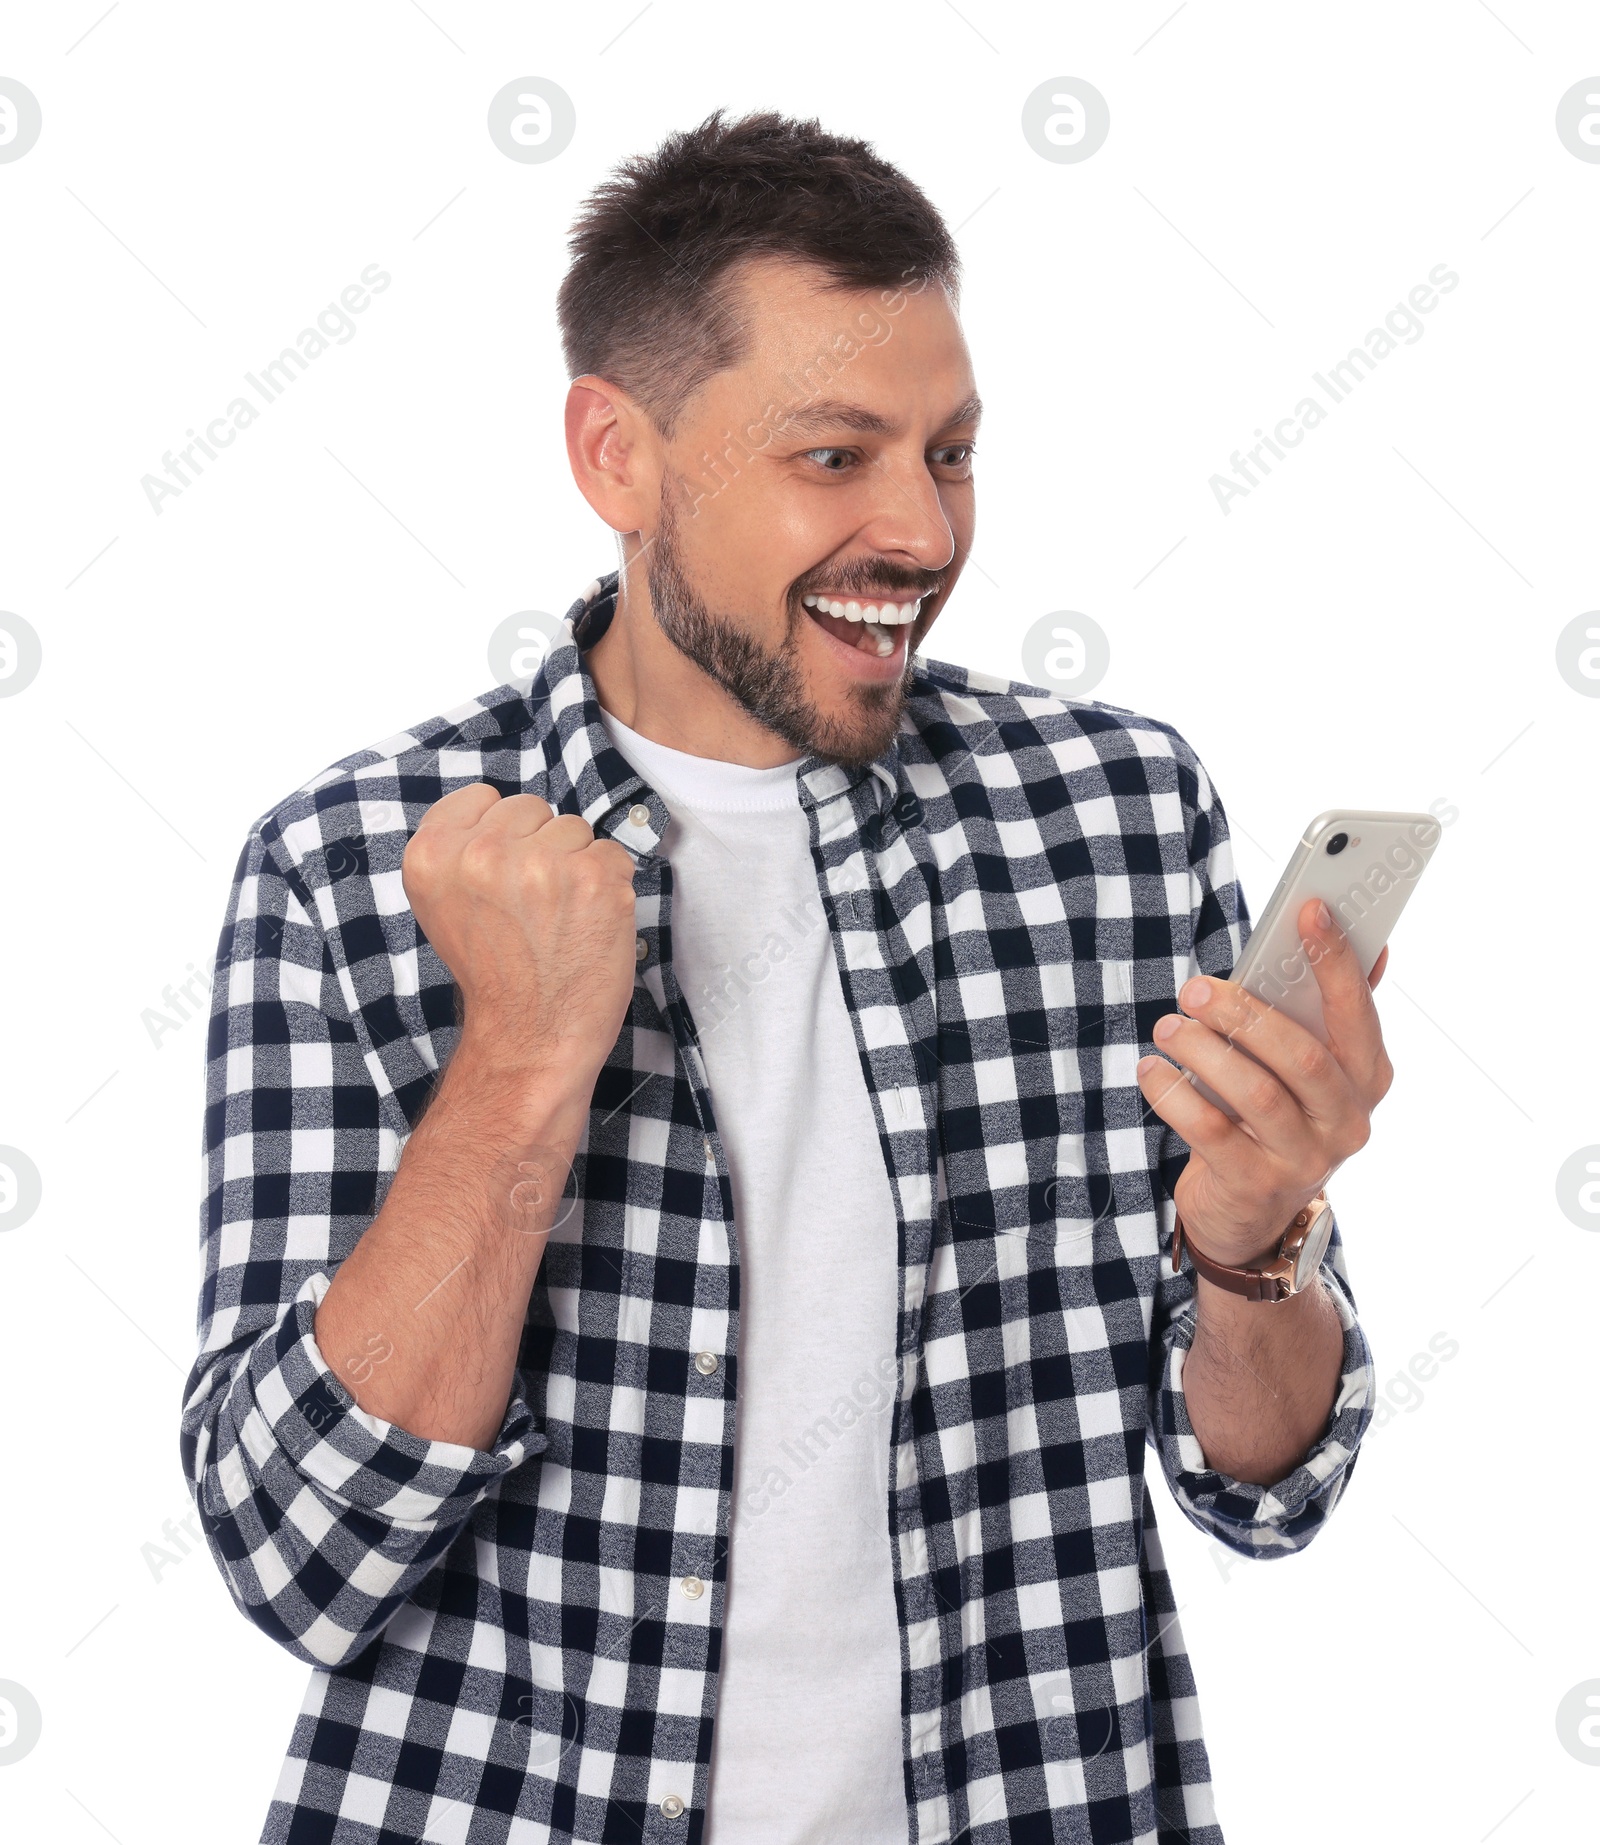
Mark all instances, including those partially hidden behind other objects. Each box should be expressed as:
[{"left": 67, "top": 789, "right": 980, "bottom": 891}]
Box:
[{"left": 556, "top": 109, "right": 960, "bottom": 436}]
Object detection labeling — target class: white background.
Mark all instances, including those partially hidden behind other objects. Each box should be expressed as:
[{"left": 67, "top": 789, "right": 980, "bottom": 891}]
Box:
[{"left": 1, "top": 3, "right": 1596, "bottom": 1840}]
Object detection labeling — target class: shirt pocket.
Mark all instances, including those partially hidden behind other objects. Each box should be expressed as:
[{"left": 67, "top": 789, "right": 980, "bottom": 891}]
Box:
[
  {"left": 994, "top": 1128, "right": 1161, "bottom": 1274},
  {"left": 991, "top": 1131, "right": 1106, "bottom": 1261}
]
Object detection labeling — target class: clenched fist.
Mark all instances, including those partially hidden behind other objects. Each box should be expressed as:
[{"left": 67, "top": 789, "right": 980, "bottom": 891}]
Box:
[{"left": 402, "top": 785, "right": 639, "bottom": 1097}]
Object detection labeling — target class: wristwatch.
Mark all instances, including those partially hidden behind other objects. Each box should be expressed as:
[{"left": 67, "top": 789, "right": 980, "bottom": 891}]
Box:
[{"left": 1171, "top": 1194, "right": 1334, "bottom": 1303}]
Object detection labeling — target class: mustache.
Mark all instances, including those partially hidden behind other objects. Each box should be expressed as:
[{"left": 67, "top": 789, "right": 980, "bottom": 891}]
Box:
[{"left": 791, "top": 566, "right": 945, "bottom": 602}]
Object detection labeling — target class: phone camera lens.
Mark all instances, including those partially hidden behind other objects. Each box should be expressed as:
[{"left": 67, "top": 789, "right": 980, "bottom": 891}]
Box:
[{"left": 1325, "top": 832, "right": 1349, "bottom": 856}]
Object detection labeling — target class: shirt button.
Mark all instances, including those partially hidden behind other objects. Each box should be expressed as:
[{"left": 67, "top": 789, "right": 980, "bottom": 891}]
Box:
[
  {"left": 680, "top": 1575, "right": 705, "bottom": 1599},
  {"left": 628, "top": 803, "right": 651, "bottom": 828},
  {"left": 659, "top": 1795, "right": 686, "bottom": 1819},
  {"left": 635, "top": 936, "right": 649, "bottom": 964},
  {"left": 693, "top": 1351, "right": 719, "bottom": 1377}
]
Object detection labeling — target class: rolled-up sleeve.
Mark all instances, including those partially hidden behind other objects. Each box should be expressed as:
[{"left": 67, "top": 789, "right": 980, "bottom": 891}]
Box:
[
  {"left": 178, "top": 826, "right": 545, "bottom": 1669},
  {"left": 1151, "top": 1212, "right": 1376, "bottom": 1555},
  {"left": 1145, "top": 743, "right": 1377, "bottom": 1556}
]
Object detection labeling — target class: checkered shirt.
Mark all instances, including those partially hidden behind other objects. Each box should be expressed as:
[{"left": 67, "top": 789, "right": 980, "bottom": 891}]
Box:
[{"left": 180, "top": 571, "right": 1376, "bottom": 1845}]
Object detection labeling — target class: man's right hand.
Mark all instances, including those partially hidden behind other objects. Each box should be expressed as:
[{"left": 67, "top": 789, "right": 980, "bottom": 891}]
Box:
[
  {"left": 314, "top": 785, "right": 639, "bottom": 1449},
  {"left": 402, "top": 785, "right": 640, "bottom": 1098}
]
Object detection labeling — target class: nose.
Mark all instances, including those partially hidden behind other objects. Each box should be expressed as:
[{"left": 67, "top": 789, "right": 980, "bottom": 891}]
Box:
[{"left": 853, "top": 452, "right": 957, "bottom": 576}]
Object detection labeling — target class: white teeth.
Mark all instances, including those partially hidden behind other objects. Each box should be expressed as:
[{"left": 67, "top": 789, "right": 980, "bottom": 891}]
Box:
[{"left": 805, "top": 592, "right": 922, "bottom": 628}]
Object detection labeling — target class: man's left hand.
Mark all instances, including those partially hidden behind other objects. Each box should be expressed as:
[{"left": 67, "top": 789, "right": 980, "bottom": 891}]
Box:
[{"left": 1134, "top": 897, "right": 1393, "bottom": 1266}]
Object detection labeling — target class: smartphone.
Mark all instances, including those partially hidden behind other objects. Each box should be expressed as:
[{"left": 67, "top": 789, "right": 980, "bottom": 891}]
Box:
[{"left": 1188, "top": 809, "right": 1442, "bottom": 1118}]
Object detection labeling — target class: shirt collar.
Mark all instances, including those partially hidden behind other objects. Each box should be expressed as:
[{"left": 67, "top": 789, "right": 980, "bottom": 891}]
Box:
[{"left": 534, "top": 571, "right": 904, "bottom": 850}]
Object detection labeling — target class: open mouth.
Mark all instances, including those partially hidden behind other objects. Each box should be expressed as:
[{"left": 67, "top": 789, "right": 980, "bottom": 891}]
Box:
[{"left": 800, "top": 591, "right": 925, "bottom": 659}]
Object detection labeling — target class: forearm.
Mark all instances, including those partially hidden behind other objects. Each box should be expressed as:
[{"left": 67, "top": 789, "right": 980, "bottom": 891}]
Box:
[
  {"left": 1182, "top": 1269, "right": 1344, "bottom": 1486},
  {"left": 314, "top": 1038, "right": 591, "bottom": 1450}
]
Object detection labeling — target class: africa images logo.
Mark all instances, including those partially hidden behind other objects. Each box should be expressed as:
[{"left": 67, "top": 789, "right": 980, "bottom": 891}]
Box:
[
  {"left": 1208, "top": 264, "right": 1460, "bottom": 514},
  {"left": 140, "top": 265, "right": 392, "bottom": 514}
]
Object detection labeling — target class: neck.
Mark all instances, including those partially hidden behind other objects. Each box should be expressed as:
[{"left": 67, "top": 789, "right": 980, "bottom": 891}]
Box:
[{"left": 583, "top": 547, "right": 802, "bottom": 769}]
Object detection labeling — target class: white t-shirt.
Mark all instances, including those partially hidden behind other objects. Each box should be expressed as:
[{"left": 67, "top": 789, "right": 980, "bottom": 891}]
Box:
[{"left": 598, "top": 710, "right": 908, "bottom": 1844}]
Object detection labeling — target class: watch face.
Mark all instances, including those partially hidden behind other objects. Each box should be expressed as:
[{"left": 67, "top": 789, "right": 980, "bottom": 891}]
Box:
[{"left": 1294, "top": 1205, "right": 1335, "bottom": 1290}]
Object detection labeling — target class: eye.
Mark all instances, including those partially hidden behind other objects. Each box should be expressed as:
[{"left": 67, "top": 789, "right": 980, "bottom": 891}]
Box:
[
  {"left": 801, "top": 447, "right": 857, "bottom": 472},
  {"left": 931, "top": 442, "right": 976, "bottom": 472}
]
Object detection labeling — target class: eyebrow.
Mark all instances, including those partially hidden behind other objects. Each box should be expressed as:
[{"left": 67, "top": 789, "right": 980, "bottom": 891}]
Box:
[{"left": 777, "top": 391, "right": 984, "bottom": 440}]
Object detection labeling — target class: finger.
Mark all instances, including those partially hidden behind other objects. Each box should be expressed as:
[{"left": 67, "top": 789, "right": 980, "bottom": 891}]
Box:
[
  {"left": 1134, "top": 1052, "right": 1269, "bottom": 1179},
  {"left": 1147, "top": 1009, "right": 1319, "bottom": 1159},
  {"left": 415, "top": 783, "right": 501, "bottom": 832},
  {"left": 585, "top": 836, "right": 641, "bottom": 877},
  {"left": 1172, "top": 972, "right": 1363, "bottom": 1128},
  {"left": 532, "top": 812, "right": 602, "bottom": 855},
  {"left": 1368, "top": 944, "right": 1389, "bottom": 991},
  {"left": 476, "top": 792, "right": 555, "bottom": 838},
  {"left": 1297, "top": 898, "right": 1392, "bottom": 1099}
]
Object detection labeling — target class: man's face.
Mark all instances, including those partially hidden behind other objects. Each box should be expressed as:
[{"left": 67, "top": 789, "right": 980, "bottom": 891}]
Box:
[{"left": 639, "top": 256, "right": 979, "bottom": 765}]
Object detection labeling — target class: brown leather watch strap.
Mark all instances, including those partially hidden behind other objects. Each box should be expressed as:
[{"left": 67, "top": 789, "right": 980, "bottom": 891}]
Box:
[{"left": 1171, "top": 1196, "right": 1330, "bottom": 1303}]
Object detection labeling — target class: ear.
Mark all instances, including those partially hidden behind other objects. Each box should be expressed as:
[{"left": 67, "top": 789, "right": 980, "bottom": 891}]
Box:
[{"left": 565, "top": 376, "right": 661, "bottom": 535}]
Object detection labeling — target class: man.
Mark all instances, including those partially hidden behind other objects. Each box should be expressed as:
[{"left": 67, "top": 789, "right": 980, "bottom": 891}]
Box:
[{"left": 182, "top": 111, "right": 1386, "bottom": 1844}]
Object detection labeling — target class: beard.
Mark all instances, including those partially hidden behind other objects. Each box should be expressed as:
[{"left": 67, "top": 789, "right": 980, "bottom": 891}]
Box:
[{"left": 644, "top": 480, "right": 914, "bottom": 767}]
